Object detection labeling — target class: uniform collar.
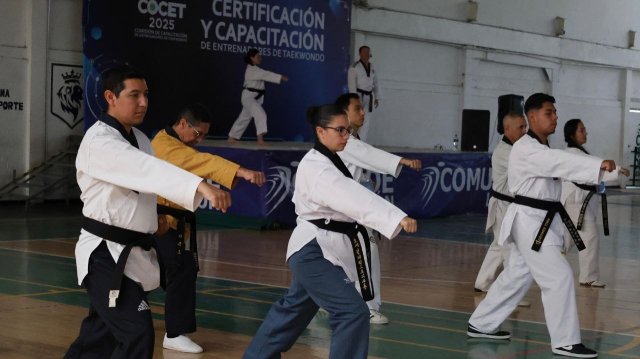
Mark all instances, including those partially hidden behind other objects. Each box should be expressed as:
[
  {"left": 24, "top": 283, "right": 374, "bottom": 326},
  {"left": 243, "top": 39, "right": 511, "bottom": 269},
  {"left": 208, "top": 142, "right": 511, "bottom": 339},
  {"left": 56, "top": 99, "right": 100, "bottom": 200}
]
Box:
[
  {"left": 359, "top": 60, "right": 371, "bottom": 77},
  {"left": 527, "top": 130, "right": 549, "bottom": 147},
  {"left": 501, "top": 136, "right": 513, "bottom": 146},
  {"left": 100, "top": 113, "right": 139, "bottom": 149},
  {"left": 165, "top": 125, "right": 181, "bottom": 141},
  {"left": 313, "top": 140, "right": 353, "bottom": 179}
]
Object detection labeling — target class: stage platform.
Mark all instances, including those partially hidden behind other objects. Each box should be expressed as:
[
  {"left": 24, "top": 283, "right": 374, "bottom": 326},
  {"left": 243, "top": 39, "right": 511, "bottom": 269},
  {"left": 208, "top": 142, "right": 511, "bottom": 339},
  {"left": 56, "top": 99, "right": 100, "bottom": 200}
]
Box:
[{"left": 194, "top": 139, "right": 492, "bottom": 228}]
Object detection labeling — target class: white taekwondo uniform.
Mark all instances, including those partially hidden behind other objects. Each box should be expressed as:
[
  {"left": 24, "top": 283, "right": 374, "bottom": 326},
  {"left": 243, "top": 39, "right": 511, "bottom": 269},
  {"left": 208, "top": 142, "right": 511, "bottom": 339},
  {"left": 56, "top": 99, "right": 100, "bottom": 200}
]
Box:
[
  {"left": 228, "top": 64, "right": 283, "bottom": 140},
  {"left": 475, "top": 137, "right": 514, "bottom": 291},
  {"left": 67, "top": 115, "right": 205, "bottom": 358},
  {"left": 75, "top": 119, "right": 204, "bottom": 290},
  {"left": 287, "top": 148, "right": 406, "bottom": 288},
  {"left": 469, "top": 132, "right": 604, "bottom": 349},
  {"left": 348, "top": 60, "right": 381, "bottom": 141},
  {"left": 338, "top": 135, "right": 403, "bottom": 311},
  {"left": 244, "top": 145, "right": 408, "bottom": 359},
  {"left": 561, "top": 146, "right": 625, "bottom": 284}
]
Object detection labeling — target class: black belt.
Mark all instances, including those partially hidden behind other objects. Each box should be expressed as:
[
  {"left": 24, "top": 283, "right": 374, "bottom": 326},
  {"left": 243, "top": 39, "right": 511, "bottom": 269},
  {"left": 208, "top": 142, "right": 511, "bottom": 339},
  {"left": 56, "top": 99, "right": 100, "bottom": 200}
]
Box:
[
  {"left": 157, "top": 205, "right": 199, "bottom": 271},
  {"left": 571, "top": 183, "right": 609, "bottom": 236},
  {"left": 82, "top": 216, "right": 154, "bottom": 308},
  {"left": 356, "top": 88, "right": 373, "bottom": 112},
  {"left": 245, "top": 87, "right": 265, "bottom": 100},
  {"left": 308, "top": 218, "right": 374, "bottom": 301},
  {"left": 513, "top": 195, "right": 585, "bottom": 252},
  {"left": 490, "top": 188, "right": 514, "bottom": 203}
]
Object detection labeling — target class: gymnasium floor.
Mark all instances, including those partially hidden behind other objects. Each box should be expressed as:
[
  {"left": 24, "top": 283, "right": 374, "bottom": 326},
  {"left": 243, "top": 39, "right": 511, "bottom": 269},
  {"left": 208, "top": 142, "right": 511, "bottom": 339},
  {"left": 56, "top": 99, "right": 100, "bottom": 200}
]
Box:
[{"left": 0, "top": 191, "right": 638, "bottom": 358}]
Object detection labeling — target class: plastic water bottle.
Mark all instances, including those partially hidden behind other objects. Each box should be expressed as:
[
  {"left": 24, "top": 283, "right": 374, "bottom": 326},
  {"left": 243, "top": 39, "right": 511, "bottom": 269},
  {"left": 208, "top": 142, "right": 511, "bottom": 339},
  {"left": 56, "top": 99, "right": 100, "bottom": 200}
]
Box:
[{"left": 453, "top": 134, "right": 459, "bottom": 152}]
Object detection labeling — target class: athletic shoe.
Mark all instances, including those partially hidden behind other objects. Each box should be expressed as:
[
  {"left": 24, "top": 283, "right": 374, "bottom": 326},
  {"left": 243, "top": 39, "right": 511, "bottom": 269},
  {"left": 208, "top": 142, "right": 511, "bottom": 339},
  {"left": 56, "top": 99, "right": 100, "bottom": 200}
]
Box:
[
  {"left": 580, "top": 281, "right": 606, "bottom": 288},
  {"left": 369, "top": 309, "right": 389, "bottom": 325},
  {"left": 517, "top": 299, "right": 531, "bottom": 307},
  {"left": 552, "top": 343, "right": 598, "bottom": 358},
  {"left": 466, "top": 324, "right": 511, "bottom": 339},
  {"left": 163, "top": 334, "right": 203, "bottom": 353}
]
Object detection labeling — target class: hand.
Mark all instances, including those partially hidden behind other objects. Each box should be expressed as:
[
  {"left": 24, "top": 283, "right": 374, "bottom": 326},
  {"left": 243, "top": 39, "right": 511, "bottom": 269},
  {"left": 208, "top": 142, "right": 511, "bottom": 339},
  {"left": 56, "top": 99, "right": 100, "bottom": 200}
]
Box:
[
  {"left": 197, "top": 181, "right": 231, "bottom": 213},
  {"left": 600, "top": 160, "right": 616, "bottom": 172},
  {"left": 620, "top": 167, "right": 630, "bottom": 176},
  {"left": 155, "top": 215, "right": 170, "bottom": 236},
  {"left": 281, "top": 75, "right": 289, "bottom": 82},
  {"left": 237, "top": 167, "right": 266, "bottom": 186},
  {"left": 400, "top": 217, "right": 417, "bottom": 233},
  {"left": 374, "top": 99, "right": 379, "bottom": 108},
  {"left": 400, "top": 158, "right": 422, "bottom": 171}
]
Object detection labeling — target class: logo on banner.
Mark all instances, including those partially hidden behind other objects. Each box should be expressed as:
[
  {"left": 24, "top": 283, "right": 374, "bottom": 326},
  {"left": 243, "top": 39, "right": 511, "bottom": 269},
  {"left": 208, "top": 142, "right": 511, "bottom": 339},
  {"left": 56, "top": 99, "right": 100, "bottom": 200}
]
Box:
[
  {"left": 135, "top": 0, "right": 188, "bottom": 42},
  {"left": 264, "top": 162, "right": 298, "bottom": 215},
  {"left": 419, "top": 162, "right": 492, "bottom": 209},
  {"left": 51, "top": 63, "right": 84, "bottom": 129}
]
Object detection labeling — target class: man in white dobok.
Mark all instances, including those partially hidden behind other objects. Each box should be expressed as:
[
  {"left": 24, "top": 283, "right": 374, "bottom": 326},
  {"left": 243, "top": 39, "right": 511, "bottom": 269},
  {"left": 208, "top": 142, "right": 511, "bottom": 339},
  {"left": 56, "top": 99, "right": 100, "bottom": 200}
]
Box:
[
  {"left": 336, "top": 93, "right": 421, "bottom": 324},
  {"left": 348, "top": 46, "right": 381, "bottom": 141},
  {"left": 467, "top": 93, "right": 616, "bottom": 359},
  {"left": 474, "top": 112, "right": 530, "bottom": 308}
]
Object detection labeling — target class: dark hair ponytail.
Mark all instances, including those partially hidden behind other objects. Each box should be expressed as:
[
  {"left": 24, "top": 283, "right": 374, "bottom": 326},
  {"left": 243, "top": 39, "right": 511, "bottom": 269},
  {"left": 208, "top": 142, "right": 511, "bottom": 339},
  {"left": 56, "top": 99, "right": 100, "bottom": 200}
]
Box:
[
  {"left": 564, "top": 118, "right": 589, "bottom": 154},
  {"left": 306, "top": 104, "right": 343, "bottom": 128},
  {"left": 244, "top": 48, "right": 260, "bottom": 65}
]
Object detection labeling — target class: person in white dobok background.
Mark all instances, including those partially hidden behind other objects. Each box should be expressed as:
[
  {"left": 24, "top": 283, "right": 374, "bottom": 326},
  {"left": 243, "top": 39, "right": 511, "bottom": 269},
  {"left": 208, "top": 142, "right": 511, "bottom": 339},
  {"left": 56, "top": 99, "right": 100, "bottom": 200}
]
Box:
[
  {"left": 468, "top": 93, "right": 616, "bottom": 359},
  {"left": 348, "top": 46, "right": 381, "bottom": 141},
  {"left": 561, "top": 118, "right": 629, "bottom": 288},
  {"left": 228, "top": 48, "right": 288, "bottom": 145},
  {"left": 474, "top": 112, "right": 530, "bottom": 307},
  {"left": 335, "top": 93, "right": 421, "bottom": 324}
]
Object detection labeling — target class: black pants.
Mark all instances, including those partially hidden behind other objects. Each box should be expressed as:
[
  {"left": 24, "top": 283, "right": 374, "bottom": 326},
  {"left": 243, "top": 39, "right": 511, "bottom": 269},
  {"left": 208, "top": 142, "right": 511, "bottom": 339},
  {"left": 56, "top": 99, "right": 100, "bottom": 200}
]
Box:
[
  {"left": 153, "top": 228, "right": 197, "bottom": 336},
  {"left": 65, "top": 241, "right": 154, "bottom": 359}
]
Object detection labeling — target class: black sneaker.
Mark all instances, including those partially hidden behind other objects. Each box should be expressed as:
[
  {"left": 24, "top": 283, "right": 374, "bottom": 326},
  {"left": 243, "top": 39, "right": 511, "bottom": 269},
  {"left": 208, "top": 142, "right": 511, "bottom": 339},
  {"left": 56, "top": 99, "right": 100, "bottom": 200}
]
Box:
[
  {"left": 466, "top": 324, "right": 511, "bottom": 339},
  {"left": 552, "top": 343, "right": 598, "bottom": 358}
]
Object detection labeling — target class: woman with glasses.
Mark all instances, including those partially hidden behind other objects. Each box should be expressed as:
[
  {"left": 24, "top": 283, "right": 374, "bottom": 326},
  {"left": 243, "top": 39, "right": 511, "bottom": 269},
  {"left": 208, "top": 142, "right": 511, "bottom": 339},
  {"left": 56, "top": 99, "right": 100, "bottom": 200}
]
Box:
[
  {"left": 561, "top": 119, "right": 629, "bottom": 288},
  {"left": 243, "top": 104, "right": 417, "bottom": 359},
  {"left": 228, "top": 48, "right": 288, "bottom": 145}
]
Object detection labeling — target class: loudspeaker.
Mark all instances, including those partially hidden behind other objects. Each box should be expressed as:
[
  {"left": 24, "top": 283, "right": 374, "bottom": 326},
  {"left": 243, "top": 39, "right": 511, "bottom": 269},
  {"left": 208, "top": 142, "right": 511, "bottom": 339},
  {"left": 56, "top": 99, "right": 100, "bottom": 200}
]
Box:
[
  {"left": 497, "top": 94, "right": 524, "bottom": 134},
  {"left": 461, "top": 109, "right": 490, "bottom": 152}
]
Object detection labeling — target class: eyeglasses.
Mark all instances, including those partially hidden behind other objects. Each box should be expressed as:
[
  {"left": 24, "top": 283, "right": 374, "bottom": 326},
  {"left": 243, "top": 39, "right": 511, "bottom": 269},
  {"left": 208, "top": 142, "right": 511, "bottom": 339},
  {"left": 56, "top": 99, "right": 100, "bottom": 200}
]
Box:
[
  {"left": 187, "top": 122, "right": 205, "bottom": 138},
  {"left": 323, "top": 126, "right": 353, "bottom": 136}
]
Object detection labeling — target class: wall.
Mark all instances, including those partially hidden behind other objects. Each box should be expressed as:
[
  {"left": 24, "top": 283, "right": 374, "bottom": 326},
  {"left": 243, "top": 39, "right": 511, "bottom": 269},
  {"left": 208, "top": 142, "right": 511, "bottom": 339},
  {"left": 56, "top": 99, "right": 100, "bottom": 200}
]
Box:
[
  {"left": 352, "top": 1, "right": 640, "bottom": 168},
  {"left": 0, "top": 0, "right": 82, "bottom": 188},
  {"left": 2, "top": 0, "right": 640, "bottom": 190}
]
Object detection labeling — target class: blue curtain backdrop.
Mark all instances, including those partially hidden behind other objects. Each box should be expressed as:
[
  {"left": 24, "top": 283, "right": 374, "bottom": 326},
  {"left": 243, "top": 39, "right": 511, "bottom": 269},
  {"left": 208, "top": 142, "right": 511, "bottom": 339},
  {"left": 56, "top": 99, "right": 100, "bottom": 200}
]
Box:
[{"left": 82, "top": 0, "right": 352, "bottom": 140}]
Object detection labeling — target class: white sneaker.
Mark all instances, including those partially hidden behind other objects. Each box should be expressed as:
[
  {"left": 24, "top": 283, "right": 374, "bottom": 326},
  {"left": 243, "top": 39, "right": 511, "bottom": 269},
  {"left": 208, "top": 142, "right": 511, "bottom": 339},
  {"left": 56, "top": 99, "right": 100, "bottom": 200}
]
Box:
[
  {"left": 163, "top": 334, "right": 203, "bottom": 353},
  {"left": 580, "top": 280, "right": 606, "bottom": 288},
  {"left": 369, "top": 309, "right": 389, "bottom": 325},
  {"left": 517, "top": 299, "right": 531, "bottom": 307}
]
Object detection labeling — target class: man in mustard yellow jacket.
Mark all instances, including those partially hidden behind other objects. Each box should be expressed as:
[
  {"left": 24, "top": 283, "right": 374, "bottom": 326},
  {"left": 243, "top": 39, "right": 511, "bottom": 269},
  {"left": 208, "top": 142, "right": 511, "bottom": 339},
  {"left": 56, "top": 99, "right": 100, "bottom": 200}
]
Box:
[{"left": 151, "top": 103, "right": 265, "bottom": 353}]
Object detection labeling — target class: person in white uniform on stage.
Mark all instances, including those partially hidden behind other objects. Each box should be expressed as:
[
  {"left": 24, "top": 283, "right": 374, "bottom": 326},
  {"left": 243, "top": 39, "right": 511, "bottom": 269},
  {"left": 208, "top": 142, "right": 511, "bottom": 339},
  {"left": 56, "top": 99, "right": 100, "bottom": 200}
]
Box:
[
  {"left": 228, "top": 48, "right": 288, "bottom": 145},
  {"left": 243, "top": 104, "right": 417, "bottom": 359},
  {"left": 474, "top": 112, "right": 529, "bottom": 308},
  {"left": 467, "top": 93, "right": 617, "bottom": 359},
  {"left": 64, "top": 65, "right": 231, "bottom": 359},
  {"left": 561, "top": 118, "right": 629, "bottom": 288},
  {"left": 348, "top": 45, "right": 381, "bottom": 141},
  {"left": 335, "top": 93, "right": 421, "bottom": 324}
]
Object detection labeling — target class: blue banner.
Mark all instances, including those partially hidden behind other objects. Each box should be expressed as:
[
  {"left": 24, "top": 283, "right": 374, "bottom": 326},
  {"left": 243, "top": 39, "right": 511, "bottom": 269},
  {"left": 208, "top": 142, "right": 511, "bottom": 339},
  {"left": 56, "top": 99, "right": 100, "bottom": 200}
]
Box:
[
  {"left": 82, "top": 0, "right": 352, "bottom": 140},
  {"left": 196, "top": 146, "right": 492, "bottom": 225}
]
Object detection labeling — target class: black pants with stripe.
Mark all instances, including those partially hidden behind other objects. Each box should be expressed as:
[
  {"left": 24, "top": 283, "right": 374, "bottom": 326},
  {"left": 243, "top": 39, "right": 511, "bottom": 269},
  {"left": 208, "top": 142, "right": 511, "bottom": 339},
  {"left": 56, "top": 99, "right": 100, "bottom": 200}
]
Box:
[
  {"left": 153, "top": 228, "right": 197, "bottom": 337},
  {"left": 64, "top": 241, "right": 154, "bottom": 359}
]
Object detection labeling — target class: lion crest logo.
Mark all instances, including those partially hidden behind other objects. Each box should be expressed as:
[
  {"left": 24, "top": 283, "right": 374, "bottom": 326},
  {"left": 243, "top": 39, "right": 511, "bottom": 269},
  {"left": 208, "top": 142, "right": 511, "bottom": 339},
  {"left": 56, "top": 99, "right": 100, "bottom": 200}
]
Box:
[{"left": 51, "top": 64, "right": 84, "bottom": 128}]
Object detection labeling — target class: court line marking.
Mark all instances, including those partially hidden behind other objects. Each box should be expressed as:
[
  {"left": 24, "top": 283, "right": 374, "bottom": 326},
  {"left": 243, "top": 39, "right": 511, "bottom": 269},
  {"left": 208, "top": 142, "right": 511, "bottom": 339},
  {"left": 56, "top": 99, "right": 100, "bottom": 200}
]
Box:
[
  {"left": 369, "top": 335, "right": 468, "bottom": 354},
  {"left": 0, "top": 276, "right": 77, "bottom": 291}
]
